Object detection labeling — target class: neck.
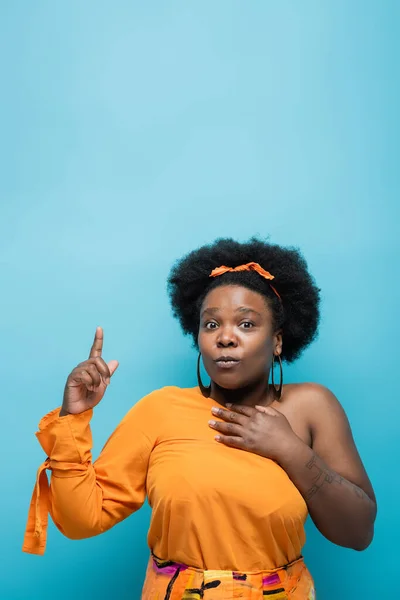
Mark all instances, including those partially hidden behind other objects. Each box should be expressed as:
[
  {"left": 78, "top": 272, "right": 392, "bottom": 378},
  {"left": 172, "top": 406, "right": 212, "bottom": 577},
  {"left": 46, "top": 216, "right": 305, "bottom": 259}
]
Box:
[{"left": 210, "top": 376, "right": 274, "bottom": 408}]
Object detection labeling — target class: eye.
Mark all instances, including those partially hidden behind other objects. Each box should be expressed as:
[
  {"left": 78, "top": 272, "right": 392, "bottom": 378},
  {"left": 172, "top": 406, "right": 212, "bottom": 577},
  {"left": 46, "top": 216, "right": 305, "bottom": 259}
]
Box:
[
  {"left": 240, "top": 321, "right": 254, "bottom": 329},
  {"left": 205, "top": 321, "right": 218, "bottom": 330}
]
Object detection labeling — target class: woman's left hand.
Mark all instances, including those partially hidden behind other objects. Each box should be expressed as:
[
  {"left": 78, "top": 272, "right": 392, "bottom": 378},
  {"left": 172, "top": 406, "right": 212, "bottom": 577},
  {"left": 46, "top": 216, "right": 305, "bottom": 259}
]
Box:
[{"left": 208, "top": 403, "right": 300, "bottom": 463}]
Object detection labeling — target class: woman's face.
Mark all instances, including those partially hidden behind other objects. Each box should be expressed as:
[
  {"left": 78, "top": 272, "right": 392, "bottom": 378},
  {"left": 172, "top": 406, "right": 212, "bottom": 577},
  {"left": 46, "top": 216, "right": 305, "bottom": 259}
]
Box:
[{"left": 198, "top": 285, "right": 282, "bottom": 390}]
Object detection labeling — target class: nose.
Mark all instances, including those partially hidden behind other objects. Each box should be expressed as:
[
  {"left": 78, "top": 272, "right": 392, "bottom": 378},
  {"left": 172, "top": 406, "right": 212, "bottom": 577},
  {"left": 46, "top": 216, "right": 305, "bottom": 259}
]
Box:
[{"left": 216, "top": 326, "right": 238, "bottom": 348}]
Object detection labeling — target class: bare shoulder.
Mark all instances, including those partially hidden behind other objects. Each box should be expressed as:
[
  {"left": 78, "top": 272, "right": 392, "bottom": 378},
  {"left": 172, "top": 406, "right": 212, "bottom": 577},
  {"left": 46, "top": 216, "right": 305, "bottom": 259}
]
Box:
[
  {"left": 281, "top": 382, "right": 349, "bottom": 433},
  {"left": 283, "top": 382, "right": 343, "bottom": 410}
]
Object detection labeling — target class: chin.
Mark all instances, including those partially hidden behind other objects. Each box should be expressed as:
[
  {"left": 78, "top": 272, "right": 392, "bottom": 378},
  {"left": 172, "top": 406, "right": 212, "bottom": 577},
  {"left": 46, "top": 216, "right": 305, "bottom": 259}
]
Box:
[{"left": 214, "top": 377, "right": 248, "bottom": 391}]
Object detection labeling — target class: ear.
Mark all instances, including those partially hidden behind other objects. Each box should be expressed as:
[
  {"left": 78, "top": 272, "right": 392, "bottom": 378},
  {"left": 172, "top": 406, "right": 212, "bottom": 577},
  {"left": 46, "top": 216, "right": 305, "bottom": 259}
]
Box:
[{"left": 274, "top": 330, "right": 283, "bottom": 356}]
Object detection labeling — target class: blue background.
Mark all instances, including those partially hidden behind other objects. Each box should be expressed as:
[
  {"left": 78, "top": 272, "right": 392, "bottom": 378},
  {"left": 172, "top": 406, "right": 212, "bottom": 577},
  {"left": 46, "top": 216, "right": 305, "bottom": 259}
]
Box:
[{"left": 1, "top": 2, "right": 398, "bottom": 598}]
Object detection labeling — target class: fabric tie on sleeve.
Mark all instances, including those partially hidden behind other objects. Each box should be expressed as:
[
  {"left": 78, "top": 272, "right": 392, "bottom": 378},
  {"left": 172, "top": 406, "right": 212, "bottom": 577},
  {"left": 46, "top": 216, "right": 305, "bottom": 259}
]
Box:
[{"left": 22, "top": 459, "right": 51, "bottom": 555}]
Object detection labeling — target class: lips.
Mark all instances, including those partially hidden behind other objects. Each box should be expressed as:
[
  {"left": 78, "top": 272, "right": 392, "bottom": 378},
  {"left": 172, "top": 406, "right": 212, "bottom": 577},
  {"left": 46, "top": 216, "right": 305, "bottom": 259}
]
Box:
[
  {"left": 215, "top": 356, "right": 240, "bottom": 363},
  {"left": 214, "top": 356, "right": 241, "bottom": 369}
]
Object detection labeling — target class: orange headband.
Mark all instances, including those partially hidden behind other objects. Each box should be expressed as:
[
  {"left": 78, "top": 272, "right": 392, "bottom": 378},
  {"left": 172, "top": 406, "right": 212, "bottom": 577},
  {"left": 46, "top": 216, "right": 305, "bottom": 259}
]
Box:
[{"left": 210, "top": 262, "right": 281, "bottom": 301}]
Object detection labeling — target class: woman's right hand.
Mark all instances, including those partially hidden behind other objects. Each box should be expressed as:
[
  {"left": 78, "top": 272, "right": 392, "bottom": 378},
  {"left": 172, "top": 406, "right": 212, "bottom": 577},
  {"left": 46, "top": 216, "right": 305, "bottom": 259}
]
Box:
[{"left": 61, "top": 327, "right": 119, "bottom": 416}]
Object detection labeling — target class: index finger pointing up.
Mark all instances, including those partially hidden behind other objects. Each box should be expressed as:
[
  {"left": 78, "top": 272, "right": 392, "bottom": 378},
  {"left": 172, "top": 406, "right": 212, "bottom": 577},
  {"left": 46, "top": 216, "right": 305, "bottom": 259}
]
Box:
[{"left": 89, "top": 326, "right": 104, "bottom": 358}]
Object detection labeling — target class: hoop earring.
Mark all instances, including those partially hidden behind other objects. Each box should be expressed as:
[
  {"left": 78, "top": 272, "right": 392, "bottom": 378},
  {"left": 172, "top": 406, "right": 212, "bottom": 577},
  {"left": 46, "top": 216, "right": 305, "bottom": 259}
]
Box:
[
  {"left": 270, "top": 354, "right": 283, "bottom": 400},
  {"left": 197, "top": 353, "right": 211, "bottom": 398}
]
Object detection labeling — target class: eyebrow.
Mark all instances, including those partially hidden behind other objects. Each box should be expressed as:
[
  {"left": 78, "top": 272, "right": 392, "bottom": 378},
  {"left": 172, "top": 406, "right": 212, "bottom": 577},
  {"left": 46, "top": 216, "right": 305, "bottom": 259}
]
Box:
[{"left": 201, "top": 306, "right": 263, "bottom": 318}]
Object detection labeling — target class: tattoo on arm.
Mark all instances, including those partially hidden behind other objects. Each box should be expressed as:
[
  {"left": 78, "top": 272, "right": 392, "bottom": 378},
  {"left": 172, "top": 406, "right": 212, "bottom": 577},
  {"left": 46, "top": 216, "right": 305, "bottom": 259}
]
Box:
[{"left": 305, "top": 453, "right": 373, "bottom": 504}]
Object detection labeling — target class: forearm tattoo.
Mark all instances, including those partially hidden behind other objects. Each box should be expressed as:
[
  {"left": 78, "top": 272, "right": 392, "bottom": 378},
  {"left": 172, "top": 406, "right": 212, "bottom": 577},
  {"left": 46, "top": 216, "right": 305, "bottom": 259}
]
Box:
[{"left": 305, "top": 453, "right": 373, "bottom": 505}]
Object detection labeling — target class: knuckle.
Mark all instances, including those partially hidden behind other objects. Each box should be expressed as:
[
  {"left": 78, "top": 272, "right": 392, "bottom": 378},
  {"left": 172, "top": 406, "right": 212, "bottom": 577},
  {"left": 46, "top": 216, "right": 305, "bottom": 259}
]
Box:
[
  {"left": 244, "top": 435, "right": 254, "bottom": 448},
  {"left": 76, "top": 361, "right": 89, "bottom": 369},
  {"left": 249, "top": 435, "right": 256, "bottom": 446}
]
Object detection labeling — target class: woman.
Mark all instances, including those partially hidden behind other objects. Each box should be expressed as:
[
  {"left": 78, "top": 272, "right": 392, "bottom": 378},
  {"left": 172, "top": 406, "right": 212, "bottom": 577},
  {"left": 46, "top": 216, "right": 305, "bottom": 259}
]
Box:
[{"left": 23, "top": 237, "right": 376, "bottom": 599}]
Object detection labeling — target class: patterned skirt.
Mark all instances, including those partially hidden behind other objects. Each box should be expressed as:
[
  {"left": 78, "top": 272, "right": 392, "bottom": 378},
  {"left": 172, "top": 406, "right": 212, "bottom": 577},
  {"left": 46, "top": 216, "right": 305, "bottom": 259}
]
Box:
[{"left": 141, "top": 554, "right": 316, "bottom": 599}]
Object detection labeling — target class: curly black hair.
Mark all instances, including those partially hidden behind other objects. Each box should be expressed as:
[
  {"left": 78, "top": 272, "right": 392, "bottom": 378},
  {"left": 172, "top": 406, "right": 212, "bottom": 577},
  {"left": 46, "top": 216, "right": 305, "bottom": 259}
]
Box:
[{"left": 167, "top": 237, "right": 321, "bottom": 363}]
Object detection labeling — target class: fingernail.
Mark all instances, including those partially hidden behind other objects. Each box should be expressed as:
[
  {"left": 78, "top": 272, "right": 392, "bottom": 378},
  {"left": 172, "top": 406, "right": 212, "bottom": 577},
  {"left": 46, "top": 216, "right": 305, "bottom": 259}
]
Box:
[
  {"left": 215, "top": 435, "right": 221, "bottom": 441},
  {"left": 211, "top": 407, "right": 219, "bottom": 415},
  {"left": 208, "top": 420, "right": 216, "bottom": 427}
]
